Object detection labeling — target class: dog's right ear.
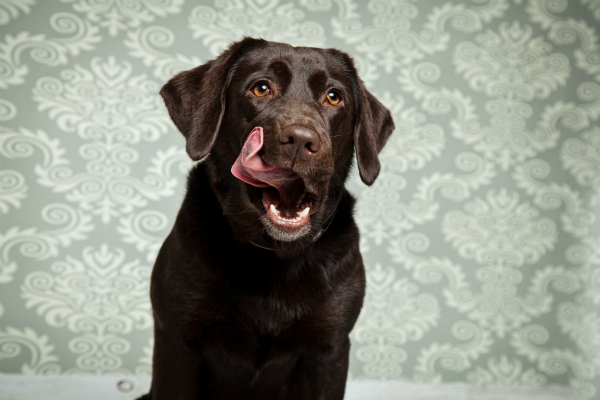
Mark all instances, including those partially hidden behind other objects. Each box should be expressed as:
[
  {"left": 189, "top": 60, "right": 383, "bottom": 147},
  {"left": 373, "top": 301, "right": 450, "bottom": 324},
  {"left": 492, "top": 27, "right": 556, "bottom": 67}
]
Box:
[{"left": 160, "top": 38, "right": 267, "bottom": 161}]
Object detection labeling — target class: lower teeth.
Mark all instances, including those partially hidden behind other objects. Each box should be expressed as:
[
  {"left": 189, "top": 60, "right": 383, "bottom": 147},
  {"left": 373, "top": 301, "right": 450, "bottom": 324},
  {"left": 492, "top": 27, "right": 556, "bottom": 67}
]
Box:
[{"left": 269, "top": 204, "right": 310, "bottom": 222}]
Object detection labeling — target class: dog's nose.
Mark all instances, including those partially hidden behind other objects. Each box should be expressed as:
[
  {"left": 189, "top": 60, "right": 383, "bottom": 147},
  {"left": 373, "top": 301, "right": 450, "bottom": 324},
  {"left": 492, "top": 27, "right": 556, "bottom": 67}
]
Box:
[{"left": 279, "top": 125, "right": 321, "bottom": 160}]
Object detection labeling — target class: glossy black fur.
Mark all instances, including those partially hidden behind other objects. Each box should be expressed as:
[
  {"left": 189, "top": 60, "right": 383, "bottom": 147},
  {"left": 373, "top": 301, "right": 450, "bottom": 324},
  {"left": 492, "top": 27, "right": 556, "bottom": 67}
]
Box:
[{"left": 139, "top": 38, "right": 394, "bottom": 400}]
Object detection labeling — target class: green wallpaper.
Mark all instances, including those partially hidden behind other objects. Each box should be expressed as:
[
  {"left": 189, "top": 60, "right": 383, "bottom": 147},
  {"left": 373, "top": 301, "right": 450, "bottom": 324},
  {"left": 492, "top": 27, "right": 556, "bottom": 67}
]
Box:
[{"left": 0, "top": 0, "right": 598, "bottom": 398}]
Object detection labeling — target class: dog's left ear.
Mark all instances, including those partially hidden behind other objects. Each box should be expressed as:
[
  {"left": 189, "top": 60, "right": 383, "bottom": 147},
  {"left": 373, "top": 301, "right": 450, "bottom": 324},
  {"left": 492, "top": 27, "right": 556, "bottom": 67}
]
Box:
[
  {"left": 160, "top": 38, "right": 267, "bottom": 160},
  {"left": 354, "top": 80, "right": 395, "bottom": 186}
]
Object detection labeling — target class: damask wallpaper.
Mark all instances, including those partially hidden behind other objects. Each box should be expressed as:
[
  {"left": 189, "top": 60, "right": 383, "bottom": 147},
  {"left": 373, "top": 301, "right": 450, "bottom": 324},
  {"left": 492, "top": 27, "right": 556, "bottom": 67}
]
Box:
[{"left": 0, "top": 0, "right": 598, "bottom": 398}]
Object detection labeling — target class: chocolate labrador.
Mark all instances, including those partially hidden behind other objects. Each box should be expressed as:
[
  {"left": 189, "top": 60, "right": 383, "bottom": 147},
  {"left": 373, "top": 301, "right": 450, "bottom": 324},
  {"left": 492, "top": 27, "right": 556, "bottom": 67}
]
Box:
[{"left": 139, "top": 38, "right": 394, "bottom": 400}]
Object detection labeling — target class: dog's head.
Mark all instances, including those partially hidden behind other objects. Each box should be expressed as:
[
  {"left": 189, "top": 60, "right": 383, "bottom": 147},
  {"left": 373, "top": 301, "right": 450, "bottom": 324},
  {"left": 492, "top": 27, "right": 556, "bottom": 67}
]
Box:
[{"left": 160, "top": 38, "right": 393, "bottom": 249}]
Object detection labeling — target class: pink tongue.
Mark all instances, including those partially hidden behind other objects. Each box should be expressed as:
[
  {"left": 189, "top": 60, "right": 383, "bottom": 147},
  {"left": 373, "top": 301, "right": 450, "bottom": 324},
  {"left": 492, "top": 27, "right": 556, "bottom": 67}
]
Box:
[{"left": 231, "top": 127, "right": 298, "bottom": 193}]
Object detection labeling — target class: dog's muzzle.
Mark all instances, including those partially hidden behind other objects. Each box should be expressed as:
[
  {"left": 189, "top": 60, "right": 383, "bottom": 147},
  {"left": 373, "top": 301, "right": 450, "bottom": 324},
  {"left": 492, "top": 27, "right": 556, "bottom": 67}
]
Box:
[{"left": 231, "top": 127, "right": 319, "bottom": 229}]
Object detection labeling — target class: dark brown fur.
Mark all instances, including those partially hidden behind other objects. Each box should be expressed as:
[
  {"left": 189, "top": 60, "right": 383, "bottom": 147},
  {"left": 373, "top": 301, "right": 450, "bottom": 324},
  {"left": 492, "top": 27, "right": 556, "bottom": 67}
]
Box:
[{"left": 139, "top": 38, "right": 394, "bottom": 400}]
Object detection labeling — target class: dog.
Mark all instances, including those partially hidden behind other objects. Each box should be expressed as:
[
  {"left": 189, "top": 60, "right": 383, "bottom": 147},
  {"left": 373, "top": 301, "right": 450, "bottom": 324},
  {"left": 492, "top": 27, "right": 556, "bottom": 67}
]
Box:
[{"left": 139, "top": 38, "right": 394, "bottom": 400}]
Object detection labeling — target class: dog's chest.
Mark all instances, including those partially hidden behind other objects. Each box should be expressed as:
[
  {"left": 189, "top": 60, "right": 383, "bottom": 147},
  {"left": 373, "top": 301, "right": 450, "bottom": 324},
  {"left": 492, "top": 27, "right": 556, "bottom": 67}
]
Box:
[
  {"left": 197, "top": 294, "right": 340, "bottom": 372},
  {"left": 236, "top": 287, "right": 334, "bottom": 338},
  {"left": 184, "top": 267, "right": 344, "bottom": 346}
]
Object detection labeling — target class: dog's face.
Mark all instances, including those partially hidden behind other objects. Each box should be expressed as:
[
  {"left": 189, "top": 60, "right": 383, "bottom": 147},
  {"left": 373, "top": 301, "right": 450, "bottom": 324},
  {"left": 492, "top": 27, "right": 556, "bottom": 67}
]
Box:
[{"left": 160, "top": 39, "right": 393, "bottom": 247}]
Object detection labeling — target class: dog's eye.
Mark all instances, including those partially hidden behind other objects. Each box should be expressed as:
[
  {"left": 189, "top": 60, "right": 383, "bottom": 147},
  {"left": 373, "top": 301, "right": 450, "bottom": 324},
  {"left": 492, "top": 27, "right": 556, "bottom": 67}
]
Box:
[
  {"left": 326, "top": 91, "right": 341, "bottom": 105},
  {"left": 253, "top": 83, "right": 270, "bottom": 97}
]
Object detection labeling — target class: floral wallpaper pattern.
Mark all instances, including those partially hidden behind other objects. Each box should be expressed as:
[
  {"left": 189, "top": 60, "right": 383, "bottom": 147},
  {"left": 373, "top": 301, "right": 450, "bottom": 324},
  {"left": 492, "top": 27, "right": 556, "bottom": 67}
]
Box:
[{"left": 0, "top": 0, "right": 598, "bottom": 398}]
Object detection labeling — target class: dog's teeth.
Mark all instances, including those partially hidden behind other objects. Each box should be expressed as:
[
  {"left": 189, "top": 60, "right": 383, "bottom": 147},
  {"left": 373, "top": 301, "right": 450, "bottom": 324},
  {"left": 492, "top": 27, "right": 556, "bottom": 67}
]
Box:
[
  {"left": 270, "top": 205, "right": 309, "bottom": 224},
  {"left": 297, "top": 207, "right": 310, "bottom": 218},
  {"left": 270, "top": 204, "right": 281, "bottom": 217}
]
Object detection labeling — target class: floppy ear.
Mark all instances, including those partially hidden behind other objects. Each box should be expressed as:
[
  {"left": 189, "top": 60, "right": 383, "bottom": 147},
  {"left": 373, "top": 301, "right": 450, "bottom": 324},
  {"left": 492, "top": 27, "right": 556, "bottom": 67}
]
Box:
[
  {"left": 160, "top": 38, "right": 267, "bottom": 160},
  {"left": 354, "top": 80, "right": 395, "bottom": 186}
]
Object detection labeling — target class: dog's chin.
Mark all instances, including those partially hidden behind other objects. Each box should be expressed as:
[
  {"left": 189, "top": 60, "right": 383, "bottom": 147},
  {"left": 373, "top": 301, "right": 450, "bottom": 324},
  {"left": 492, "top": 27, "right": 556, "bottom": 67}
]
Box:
[{"left": 260, "top": 214, "right": 312, "bottom": 242}]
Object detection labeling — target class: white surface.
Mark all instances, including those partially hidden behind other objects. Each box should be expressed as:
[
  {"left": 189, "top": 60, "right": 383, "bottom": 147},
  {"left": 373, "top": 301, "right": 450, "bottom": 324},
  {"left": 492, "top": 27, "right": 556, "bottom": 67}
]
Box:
[
  {"left": 0, "top": 374, "right": 582, "bottom": 400},
  {"left": 0, "top": 375, "right": 151, "bottom": 400},
  {"left": 345, "top": 380, "right": 581, "bottom": 400}
]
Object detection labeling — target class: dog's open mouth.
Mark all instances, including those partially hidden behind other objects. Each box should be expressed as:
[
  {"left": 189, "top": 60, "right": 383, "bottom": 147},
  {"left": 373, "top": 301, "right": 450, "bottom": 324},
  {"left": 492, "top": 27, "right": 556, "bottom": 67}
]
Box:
[
  {"left": 231, "top": 127, "right": 319, "bottom": 229},
  {"left": 261, "top": 183, "right": 317, "bottom": 227}
]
